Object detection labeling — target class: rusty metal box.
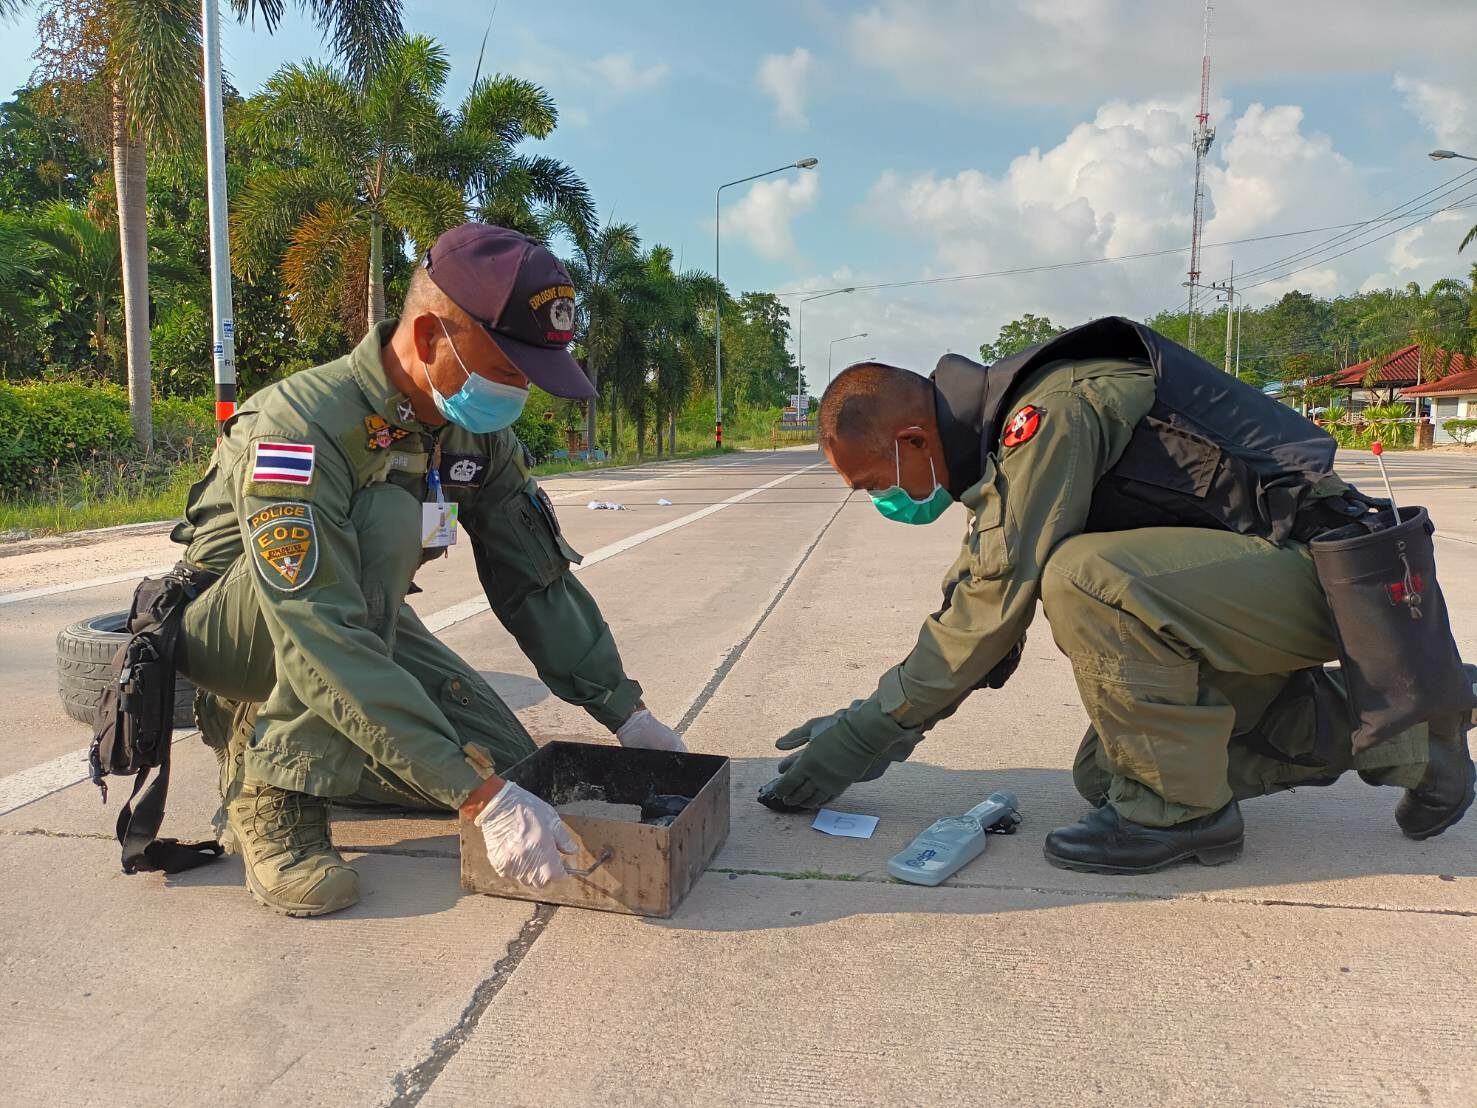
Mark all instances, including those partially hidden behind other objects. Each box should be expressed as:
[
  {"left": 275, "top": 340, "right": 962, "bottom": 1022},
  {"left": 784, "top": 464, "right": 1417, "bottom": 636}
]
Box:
[{"left": 459, "top": 741, "right": 730, "bottom": 917}]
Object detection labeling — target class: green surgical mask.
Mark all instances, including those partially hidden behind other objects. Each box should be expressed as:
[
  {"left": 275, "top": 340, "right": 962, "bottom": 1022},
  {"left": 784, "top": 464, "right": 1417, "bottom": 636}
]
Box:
[{"left": 870, "top": 443, "right": 954, "bottom": 525}]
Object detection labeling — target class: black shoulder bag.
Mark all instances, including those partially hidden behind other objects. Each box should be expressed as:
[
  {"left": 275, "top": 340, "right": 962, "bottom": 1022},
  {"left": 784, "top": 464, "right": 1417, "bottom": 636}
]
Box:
[{"left": 89, "top": 563, "right": 224, "bottom": 874}]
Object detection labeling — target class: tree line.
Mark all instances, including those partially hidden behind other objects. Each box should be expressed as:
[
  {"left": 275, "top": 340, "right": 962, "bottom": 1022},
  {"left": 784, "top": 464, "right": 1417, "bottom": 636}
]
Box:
[
  {"left": 0, "top": 2, "right": 799, "bottom": 462},
  {"left": 980, "top": 278, "right": 1477, "bottom": 393}
]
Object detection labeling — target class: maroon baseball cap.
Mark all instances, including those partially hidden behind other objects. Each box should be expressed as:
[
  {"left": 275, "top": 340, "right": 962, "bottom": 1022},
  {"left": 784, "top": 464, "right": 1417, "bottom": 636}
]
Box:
[{"left": 422, "top": 223, "right": 594, "bottom": 399}]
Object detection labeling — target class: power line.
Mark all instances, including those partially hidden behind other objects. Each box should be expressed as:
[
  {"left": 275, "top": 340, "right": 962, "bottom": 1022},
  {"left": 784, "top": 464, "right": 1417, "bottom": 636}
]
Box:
[
  {"left": 1239, "top": 187, "right": 1477, "bottom": 293},
  {"left": 775, "top": 203, "right": 1476, "bottom": 300},
  {"left": 1231, "top": 167, "right": 1477, "bottom": 286},
  {"left": 1232, "top": 310, "right": 1471, "bottom": 365},
  {"left": 1142, "top": 170, "right": 1477, "bottom": 322}
]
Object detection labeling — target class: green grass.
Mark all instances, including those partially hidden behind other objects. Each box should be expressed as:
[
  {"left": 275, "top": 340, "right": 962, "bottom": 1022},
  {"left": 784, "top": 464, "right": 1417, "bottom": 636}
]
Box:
[
  {"left": 0, "top": 432, "right": 812, "bottom": 537},
  {"left": 0, "top": 462, "right": 205, "bottom": 535}
]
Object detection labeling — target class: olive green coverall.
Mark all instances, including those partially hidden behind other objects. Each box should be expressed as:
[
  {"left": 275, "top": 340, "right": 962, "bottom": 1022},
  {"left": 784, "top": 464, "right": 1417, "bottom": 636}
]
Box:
[
  {"left": 174, "top": 322, "right": 642, "bottom": 810},
  {"left": 879, "top": 357, "right": 1429, "bottom": 826}
]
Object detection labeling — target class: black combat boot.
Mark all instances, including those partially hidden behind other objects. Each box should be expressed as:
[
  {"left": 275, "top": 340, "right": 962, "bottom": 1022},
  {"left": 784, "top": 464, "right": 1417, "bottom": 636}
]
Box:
[
  {"left": 1044, "top": 800, "right": 1244, "bottom": 874},
  {"left": 1396, "top": 711, "right": 1476, "bottom": 840}
]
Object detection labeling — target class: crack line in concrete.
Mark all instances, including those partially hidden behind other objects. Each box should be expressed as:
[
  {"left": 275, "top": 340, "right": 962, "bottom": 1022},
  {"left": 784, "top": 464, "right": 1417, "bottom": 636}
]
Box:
[
  {"left": 676, "top": 491, "right": 853, "bottom": 735},
  {"left": 386, "top": 903, "right": 559, "bottom": 1107},
  {"left": 709, "top": 868, "right": 1477, "bottom": 917},
  {"left": 382, "top": 468, "right": 848, "bottom": 1105}
]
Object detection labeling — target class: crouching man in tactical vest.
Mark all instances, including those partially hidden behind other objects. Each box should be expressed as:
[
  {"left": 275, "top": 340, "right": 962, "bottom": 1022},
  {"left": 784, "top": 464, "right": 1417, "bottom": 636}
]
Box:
[
  {"left": 173, "top": 224, "right": 684, "bottom": 915},
  {"left": 759, "top": 317, "right": 1476, "bottom": 874}
]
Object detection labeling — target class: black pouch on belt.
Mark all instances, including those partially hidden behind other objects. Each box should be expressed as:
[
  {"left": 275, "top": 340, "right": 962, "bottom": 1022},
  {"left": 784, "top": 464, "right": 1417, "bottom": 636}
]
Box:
[
  {"left": 89, "top": 562, "right": 223, "bottom": 874},
  {"left": 1309, "top": 505, "right": 1476, "bottom": 753}
]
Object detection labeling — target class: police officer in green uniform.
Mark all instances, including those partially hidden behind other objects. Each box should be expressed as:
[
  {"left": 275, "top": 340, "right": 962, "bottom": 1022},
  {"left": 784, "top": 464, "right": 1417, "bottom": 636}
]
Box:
[
  {"left": 175, "top": 224, "right": 685, "bottom": 916},
  {"left": 759, "top": 317, "right": 1476, "bottom": 873}
]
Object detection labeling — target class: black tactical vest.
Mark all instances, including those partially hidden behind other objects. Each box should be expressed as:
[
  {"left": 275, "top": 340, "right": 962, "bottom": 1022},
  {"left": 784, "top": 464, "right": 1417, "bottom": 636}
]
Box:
[{"left": 932, "top": 316, "right": 1361, "bottom": 545}]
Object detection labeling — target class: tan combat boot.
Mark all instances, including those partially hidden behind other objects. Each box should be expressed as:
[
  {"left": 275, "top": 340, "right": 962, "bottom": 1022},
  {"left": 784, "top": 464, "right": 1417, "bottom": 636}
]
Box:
[{"left": 227, "top": 780, "right": 361, "bottom": 917}]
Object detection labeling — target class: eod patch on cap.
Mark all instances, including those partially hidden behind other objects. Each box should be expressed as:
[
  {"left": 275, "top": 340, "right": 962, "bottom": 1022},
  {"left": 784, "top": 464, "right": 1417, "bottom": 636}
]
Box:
[{"left": 528, "top": 284, "right": 576, "bottom": 343}]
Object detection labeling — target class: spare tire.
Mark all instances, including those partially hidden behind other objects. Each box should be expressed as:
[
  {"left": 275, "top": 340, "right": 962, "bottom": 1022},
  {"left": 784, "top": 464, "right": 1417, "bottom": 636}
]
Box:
[{"left": 56, "top": 612, "right": 197, "bottom": 729}]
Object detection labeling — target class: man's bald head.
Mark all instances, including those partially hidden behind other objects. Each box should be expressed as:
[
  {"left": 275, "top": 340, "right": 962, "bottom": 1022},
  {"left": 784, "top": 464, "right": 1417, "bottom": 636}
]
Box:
[
  {"left": 819, "top": 362, "right": 934, "bottom": 455},
  {"left": 818, "top": 361, "right": 949, "bottom": 497}
]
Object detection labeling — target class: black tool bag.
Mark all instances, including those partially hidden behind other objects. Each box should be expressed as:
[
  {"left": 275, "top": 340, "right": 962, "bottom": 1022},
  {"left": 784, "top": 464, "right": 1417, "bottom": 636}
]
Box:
[
  {"left": 1310, "top": 505, "right": 1476, "bottom": 753},
  {"left": 89, "top": 563, "right": 224, "bottom": 874}
]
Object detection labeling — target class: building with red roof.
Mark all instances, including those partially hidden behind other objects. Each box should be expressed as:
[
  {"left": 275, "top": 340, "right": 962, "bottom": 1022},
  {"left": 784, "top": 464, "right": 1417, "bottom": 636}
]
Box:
[
  {"left": 1405, "top": 367, "right": 1477, "bottom": 444},
  {"left": 1297, "top": 344, "right": 1477, "bottom": 444}
]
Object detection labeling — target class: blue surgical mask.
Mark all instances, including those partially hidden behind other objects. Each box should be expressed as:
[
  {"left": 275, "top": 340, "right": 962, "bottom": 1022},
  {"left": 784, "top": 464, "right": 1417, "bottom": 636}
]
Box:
[
  {"left": 870, "top": 442, "right": 954, "bottom": 525},
  {"left": 427, "top": 317, "right": 529, "bottom": 433}
]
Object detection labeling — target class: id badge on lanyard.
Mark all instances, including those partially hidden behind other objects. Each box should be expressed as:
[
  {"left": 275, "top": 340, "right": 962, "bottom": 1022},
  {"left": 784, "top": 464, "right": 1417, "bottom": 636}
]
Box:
[{"left": 422, "top": 456, "right": 459, "bottom": 548}]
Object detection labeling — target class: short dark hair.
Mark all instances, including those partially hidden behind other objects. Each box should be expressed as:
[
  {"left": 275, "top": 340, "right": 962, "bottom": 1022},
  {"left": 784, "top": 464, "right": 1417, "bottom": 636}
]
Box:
[{"left": 819, "top": 361, "right": 934, "bottom": 454}]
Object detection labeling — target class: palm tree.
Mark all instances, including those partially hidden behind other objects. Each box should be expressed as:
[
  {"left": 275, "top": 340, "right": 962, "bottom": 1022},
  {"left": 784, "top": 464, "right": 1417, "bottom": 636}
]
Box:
[
  {"left": 29, "top": 200, "right": 192, "bottom": 377},
  {"left": 235, "top": 39, "right": 591, "bottom": 339},
  {"left": 6, "top": 0, "right": 402, "bottom": 447},
  {"left": 565, "top": 218, "right": 641, "bottom": 454},
  {"left": 448, "top": 75, "right": 594, "bottom": 240},
  {"left": 1357, "top": 279, "right": 1473, "bottom": 397},
  {"left": 642, "top": 245, "right": 718, "bottom": 454}
]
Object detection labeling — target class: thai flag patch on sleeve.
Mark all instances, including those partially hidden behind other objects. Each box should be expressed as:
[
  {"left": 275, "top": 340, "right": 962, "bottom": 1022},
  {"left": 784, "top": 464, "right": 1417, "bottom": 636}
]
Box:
[{"left": 251, "top": 441, "right": 316, "bottom": 485}]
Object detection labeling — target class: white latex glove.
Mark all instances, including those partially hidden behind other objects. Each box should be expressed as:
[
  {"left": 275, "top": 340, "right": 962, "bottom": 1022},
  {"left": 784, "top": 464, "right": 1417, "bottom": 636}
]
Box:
[
  {"left": 616, "top": 708, "right": 688, "bottom": 752},
  {"left": 473, "top": 782, "right": 579, "bottom": 888}
]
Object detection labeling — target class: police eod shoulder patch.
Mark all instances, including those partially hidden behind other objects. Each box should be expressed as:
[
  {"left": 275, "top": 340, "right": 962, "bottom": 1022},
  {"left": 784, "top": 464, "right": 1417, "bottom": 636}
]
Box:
[{"left": 248, "top": 502, "right": 319, "bottom": 591}]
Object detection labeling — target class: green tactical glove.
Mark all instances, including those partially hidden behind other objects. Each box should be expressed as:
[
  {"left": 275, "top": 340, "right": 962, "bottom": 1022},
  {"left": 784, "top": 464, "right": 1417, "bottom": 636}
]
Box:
[{"left": 757, "top": 697, "right": 919, "bottom": 812}]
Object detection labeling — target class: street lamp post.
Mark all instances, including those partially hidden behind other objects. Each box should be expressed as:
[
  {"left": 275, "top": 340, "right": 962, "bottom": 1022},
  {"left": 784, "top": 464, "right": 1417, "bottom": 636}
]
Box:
[
  {"left": 797, "top": 286, "right": 854, "bottom": 421},
  {"left": 1430, "top": 149, "right": 1477, "bottom": 162},
  {"left": 714, "top": 157, "right": 818, "bottom": 448},
  {"left": 827, "top": 332, "right": 869, "bottom": 385}
]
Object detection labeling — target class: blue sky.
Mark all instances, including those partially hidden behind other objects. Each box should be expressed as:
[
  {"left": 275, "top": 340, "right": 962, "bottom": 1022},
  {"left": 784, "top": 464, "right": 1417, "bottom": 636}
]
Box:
[{"left": 3, "top": 1, "right": 1475, "bottom": 380}]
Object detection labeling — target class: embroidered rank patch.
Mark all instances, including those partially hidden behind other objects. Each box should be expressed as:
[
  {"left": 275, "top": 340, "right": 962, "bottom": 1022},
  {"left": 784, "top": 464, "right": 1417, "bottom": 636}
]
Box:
[
  {"left": 251, "top": 441, "right": 315, "bottom": 484},
  {"left": 365, "top": 414, "right": 411, "bottom": 451},
  {"left": 442, "top": 454, "right": 488, "bottom": 487},
  {"left": 396, "top": 399, "right": 416, "bottom": 424},
  {"left": 1002, "top": 405, "right": 1043, "bottom": 449},
  {"left": 248, "top": 502, "right": 318, "bottom": 591}
]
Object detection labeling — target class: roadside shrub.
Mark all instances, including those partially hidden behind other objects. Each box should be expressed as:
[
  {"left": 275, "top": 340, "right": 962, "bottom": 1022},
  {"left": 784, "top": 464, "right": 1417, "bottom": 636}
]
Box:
[
  {"left": 514, "top": 409, "right": 563, "bottom": 463},
  {"left": 1361, "top": 402, "right": 1415, "bottom": 447},
  {"left": 153, "top": 394, "right": 214, "bottom": 460},
  {"left": 0, "top": 379, "right": 133, "bottom": 493},
  {"left": 1443, "top": 418, "right": 1477, "bottom": 446},
  {"left": 150, "top": 300, "right": 213, "bottom": 397}
]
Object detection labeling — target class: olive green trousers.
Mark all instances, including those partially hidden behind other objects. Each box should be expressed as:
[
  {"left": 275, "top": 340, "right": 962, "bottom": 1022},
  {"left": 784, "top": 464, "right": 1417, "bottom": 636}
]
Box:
[
  {"left": 179, "top": 484, "right": 536, "bottom": 809},
  {"left": 1039, "top": 527, "right": 1428, "bottom": 827}
]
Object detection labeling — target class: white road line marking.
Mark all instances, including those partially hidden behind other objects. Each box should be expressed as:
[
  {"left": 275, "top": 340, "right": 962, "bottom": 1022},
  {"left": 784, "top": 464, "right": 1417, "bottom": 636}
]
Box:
[
  {"left": 0, "top": 460, "right": 828, "bottom": 815},
  {"left": 424, "top": 462, "right": 824, "bottom": 632},
  {"left": 0, "top": 455, "right": 801, "bottom": 603},
  {"left": 0, "top": 567, "right": 173, "bottom": 607},
  {"left": 0, "top": 746, "right": 90, "bottom": 818}
]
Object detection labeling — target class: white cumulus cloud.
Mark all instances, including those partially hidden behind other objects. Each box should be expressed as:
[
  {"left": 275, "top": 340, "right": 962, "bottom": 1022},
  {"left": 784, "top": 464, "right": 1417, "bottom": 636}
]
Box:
[
  {"left": 723, "top": 172, "right": 820, "bottom": 260},
  {"left": 838, "top": 95, "right": 1471, "bottom": 374},
  {"left": 591, "top": 52, "right": 670, "bottom": 94},
  {"left": 847, "top": 0, "right": 1477, "bottom": 106},
  {"left": 757, "top": 48, "right": 813, "bottom": 128},
  {"left": 1394, "top": 74, "right": 1475, "bottom": 151}
]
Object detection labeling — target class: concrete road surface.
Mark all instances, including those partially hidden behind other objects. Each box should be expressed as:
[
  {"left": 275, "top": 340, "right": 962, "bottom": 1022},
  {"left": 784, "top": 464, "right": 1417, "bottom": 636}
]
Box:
[{"left": 2, "top": 446, "right": 1474, "bottom": 1106}]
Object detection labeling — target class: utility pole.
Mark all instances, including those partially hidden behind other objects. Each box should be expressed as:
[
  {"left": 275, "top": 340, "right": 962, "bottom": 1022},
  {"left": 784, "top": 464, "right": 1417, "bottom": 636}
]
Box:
[
  {"left": 1210, "top": 262, "right": 1236, "bottom": 377},
  {"left": 201, "top": 0, "right": 236, "bottom": 428},
  {"left": 1185, "top": 0, "right": 1215, "bottom": 350}
]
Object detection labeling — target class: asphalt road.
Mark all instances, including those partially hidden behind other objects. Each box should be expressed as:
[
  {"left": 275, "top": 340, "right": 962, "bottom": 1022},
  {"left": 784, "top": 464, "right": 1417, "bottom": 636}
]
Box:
[{"left": 2, "top": 446, "right": 1475, "bottom": 1105}]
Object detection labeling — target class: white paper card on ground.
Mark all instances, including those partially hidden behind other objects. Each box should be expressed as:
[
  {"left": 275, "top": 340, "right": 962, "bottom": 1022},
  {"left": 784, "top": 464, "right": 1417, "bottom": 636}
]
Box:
[
  {"left": 812, "top": 809, "right": 879, "bottom": 838},
  {"left": 421, "top": 501, "right": 458, "bottom": 548}
]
